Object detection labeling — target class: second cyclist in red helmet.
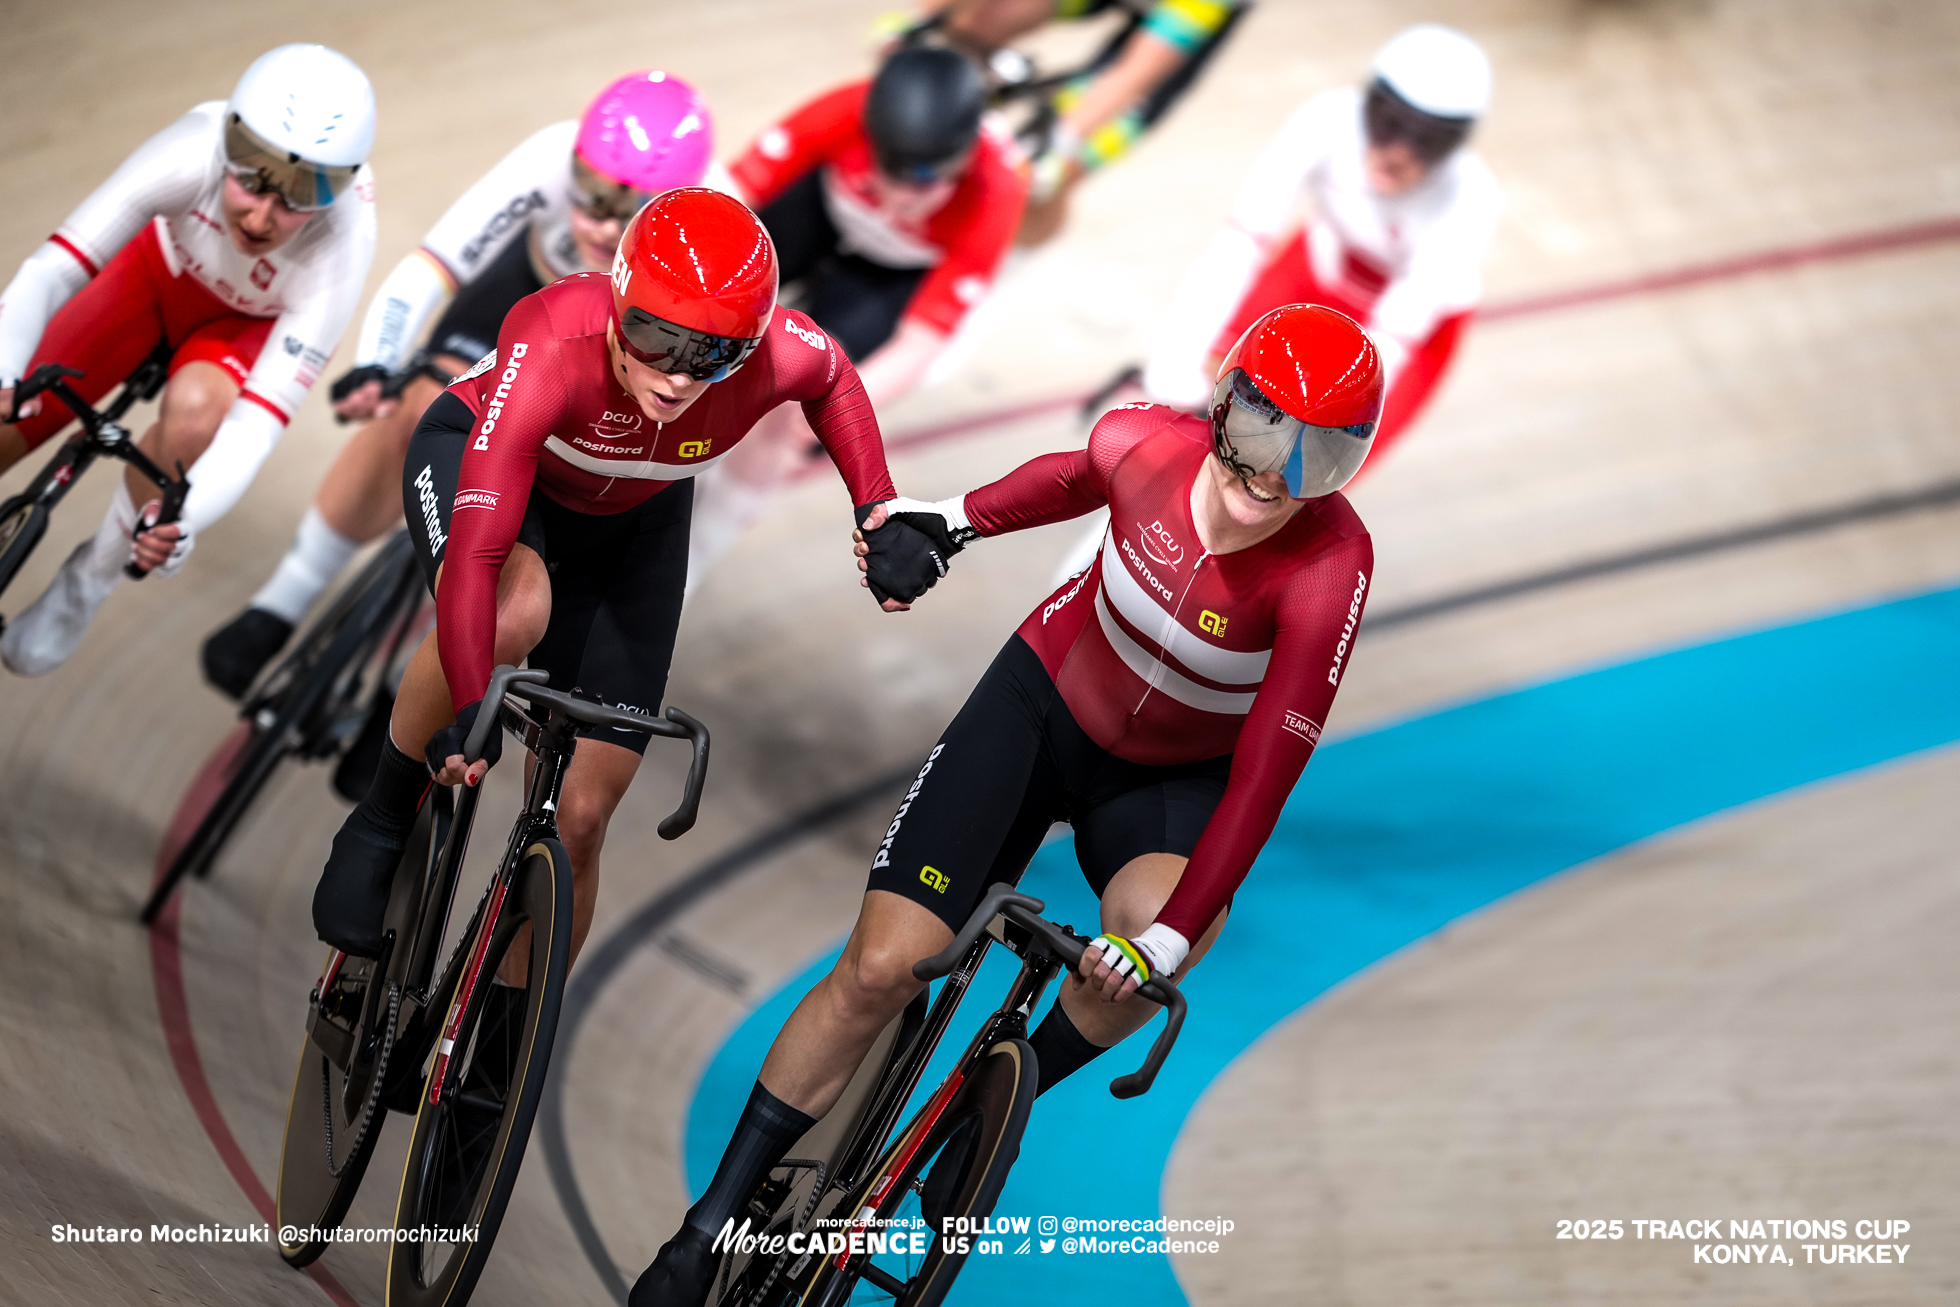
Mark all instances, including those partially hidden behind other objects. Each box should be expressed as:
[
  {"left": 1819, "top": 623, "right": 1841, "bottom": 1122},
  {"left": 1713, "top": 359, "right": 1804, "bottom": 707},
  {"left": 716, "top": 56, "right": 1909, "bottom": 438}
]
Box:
[
  {"left": 634, "top": 303, "right": 1383, "bottom": 1304},
  {"left": 311, "top": 189, "right": 940, "bottom": 975}
]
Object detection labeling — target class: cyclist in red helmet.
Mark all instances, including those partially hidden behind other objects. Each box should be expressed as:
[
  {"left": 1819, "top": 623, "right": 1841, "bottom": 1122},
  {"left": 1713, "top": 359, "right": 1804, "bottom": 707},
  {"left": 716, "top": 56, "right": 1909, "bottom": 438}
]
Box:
[
  {"left": 633, "top": 304, "right": 1380, "bottom": 1305},
  {"left": 310, "top": 191, "right": 944, "bottom": 987}
]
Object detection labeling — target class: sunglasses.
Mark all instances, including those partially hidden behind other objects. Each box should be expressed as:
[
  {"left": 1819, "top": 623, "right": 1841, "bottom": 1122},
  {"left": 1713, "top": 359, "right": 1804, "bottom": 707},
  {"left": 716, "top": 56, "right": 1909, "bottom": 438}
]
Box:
[
  {"left": 569, "top": 155, "right": 655, "bottom": 224},
  {"left": 617, "top": 306, "right": 762, "bottom": 383}
]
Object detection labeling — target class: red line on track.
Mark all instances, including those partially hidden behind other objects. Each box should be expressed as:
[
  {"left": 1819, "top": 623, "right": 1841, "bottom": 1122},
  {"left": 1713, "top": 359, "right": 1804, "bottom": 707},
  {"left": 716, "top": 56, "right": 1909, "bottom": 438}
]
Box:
[
  {"left": 149, "top": 883, "right": 359, "bottom": 1306},
  {"left": 882, "top": 213, "right": 1960, "bottom": 453},
  {"left": 1475, "top": 213, "right": 1960, "bottom": 321}
]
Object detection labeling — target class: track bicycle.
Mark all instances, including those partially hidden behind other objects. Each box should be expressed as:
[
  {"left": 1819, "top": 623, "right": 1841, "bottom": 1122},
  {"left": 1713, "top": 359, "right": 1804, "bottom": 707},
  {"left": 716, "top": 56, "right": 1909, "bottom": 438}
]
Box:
[
  {"left": 709, "top": 883, "right": 1187, "bottom": 1307},
  {"left": 142, "top": 528, "right": 427, "bottom": 922},
  {"left": 0, "top": 343, "right": 186, "bottom": 614},
  {"left": 275, "top": 663, "right": 710, "bottom": 1307}
]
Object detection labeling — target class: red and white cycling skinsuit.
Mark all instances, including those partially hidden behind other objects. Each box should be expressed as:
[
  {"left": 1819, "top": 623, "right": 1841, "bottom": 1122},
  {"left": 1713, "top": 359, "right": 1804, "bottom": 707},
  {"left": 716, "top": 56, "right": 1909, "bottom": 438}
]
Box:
[
  {"left": 1146, "top": 87, "right": 1500, "bottom": 459},
  {"left": 957, "top": 402, "right": 1373, "bottom": 941},
  {"left": 437, "top": 272, "right": 896, "bottom": 709},
  {"left": 729, "top": 82, "right": 1028, "bottom": 339},
  {"left": 0, "top": 102, "right": 374, "bottom": 534}
]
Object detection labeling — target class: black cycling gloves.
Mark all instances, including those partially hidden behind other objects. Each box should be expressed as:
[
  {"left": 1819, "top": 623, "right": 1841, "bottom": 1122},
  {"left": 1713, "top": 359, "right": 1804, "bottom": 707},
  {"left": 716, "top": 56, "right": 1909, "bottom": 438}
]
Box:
[
  {"left": 329, "top": 362, "right": 390, "bottom": 405},
  {"left": 855, "top": 499, "right": 977, "bottom": 605},
  {"left": 424, "top": 698, "right": 501, "bottom": 776}
]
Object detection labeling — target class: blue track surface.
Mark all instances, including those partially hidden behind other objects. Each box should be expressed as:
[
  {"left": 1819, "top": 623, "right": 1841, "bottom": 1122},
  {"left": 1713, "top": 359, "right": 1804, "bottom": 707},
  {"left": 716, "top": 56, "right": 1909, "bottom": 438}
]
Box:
[{"left": 687, "top": 585, "right": 1960, "bottom": 1301}]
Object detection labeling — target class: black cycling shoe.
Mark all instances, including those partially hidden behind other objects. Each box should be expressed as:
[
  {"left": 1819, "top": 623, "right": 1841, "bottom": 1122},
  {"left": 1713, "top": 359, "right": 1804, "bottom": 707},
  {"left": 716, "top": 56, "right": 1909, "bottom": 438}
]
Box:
[
  {"left": 310, "top": 821, "right": 406, "bottom": 958},
  {"left": 201, "top": 607, "right": 294, "bottom": 700},
  {"left": 628, "top": 1224, "right": 719, "bottom": 1307},
  {"left": 919, "top": 1116, "right": 979, "bottom": 1236}
]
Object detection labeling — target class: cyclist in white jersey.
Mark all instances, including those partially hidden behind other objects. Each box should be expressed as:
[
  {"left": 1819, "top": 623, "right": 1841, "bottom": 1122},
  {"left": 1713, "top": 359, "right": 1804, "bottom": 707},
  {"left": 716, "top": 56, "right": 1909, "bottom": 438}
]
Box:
[
  {"left": 200, "top": 71, "right": 733, "bottom": 697},
  {"left": 0, "top": 44, "right": 376, "bottom": 676}
]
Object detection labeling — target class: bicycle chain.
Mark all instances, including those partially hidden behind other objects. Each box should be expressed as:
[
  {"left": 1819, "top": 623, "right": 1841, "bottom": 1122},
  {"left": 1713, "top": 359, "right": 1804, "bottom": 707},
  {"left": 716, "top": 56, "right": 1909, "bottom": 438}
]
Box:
[{"left": 321, "top": 980, "right": 400, "bottom": 1178}]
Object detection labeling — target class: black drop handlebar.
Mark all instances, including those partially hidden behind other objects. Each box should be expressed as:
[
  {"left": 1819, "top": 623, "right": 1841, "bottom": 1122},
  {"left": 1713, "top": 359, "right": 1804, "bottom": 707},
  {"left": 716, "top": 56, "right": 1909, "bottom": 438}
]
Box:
[
  {"left": 912, "top": 882, "right": 1188, "bottom": 1099},
  {"left": 466, "top": 664, "right": 711, "bottom": 840},
  {"left": 11, "top": 353, "right": 184, "bottom": 580}
]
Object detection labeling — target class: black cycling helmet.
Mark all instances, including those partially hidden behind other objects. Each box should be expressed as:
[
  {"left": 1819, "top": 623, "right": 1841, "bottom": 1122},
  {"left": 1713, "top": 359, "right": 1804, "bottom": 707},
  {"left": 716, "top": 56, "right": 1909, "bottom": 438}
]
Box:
[{"left": 864, "top": 46, "right": 985, "bottom": 182}]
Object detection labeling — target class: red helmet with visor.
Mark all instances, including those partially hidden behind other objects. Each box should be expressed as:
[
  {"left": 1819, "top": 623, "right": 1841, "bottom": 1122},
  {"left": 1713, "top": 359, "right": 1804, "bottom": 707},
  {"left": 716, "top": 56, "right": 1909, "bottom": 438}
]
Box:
[
  {"left": 609, "top": 187, "right": 778, "bottom": 382},
  {"left": 1210, "top": 304, "right": 1384, "bottom": 498}
]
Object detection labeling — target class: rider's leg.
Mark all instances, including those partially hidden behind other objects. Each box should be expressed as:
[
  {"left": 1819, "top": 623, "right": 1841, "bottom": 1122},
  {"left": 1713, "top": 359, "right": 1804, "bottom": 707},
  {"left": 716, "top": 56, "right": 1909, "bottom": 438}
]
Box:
[
  {"left": 1030, "top": 851, "right": 1229, "bottom": 1092},
  {"left": 761, "top": 889, "right": 955, "bottom": 1116},
  {"left": 492, "top": 735, "right": 641, "bottom": 987},
  {"left": 0, "top": 426, "right": 26, "bottom": 479},
  {"left": 312, "top": 368, "right": 458, "bottom": 543},
  {"left": 311, "top": 547, "right": 549, "bottom": 956},
  {"left": 634, "top": 889, "right": 954, "bottom": 1300},
  {"left": 1, "top": 360, "right": 238, "bottom": 676},
  {"left": 122, "top": 358, "right": 237, "bottom": 507}
]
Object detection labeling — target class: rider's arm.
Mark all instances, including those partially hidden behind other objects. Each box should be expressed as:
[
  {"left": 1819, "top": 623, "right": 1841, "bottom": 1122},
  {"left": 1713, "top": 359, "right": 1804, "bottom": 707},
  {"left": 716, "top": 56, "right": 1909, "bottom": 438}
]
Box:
[
  {"left": 1148, "top": 528, "right": 1374, "bottom": 956},
  {"left": 435, "top": 297, "right": 564, "bottom": 710},
  {"left": 780, "top": 312, "right": 899, "bottom": 509},
  {"left": 173, "top": 173, "right": 379, "bottom": 542},
  {"left": 1044, "top": 1, "right": 1236, "bottom": 183},
  {"left": 347, "top": 251, "right": 455, "bottom": 375},
  {"left": 728, "top": 84, "right": 866, "bottom": 211},
  {"left": 913, "top": 403, "right": 1163, "bottom": 537},
  {"left": 1142, "top": 91, "right": 1342, "bottom": 407},
  {"left": 0, "top": 104, "right": 213, "bottom": 386}
]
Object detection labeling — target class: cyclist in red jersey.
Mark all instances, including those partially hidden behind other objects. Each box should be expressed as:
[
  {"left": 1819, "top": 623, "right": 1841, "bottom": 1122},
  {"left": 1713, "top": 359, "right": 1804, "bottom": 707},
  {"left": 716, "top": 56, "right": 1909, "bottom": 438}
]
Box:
[
  {"left": 310, "top": 192, "right": 946, "bottom": 986},
  {"left": 686, "top": 45, "right": 1028, "bottom": 591},
  {"left": 633, "top": 304, "right": 1379, "bottom": 1305}
]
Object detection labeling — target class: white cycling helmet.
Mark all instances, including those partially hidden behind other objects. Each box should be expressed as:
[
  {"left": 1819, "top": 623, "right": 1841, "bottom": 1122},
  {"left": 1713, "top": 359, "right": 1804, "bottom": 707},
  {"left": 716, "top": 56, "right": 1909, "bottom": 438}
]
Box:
[
  {"left": 1372, "top": 24, "right": 1492, "bottom": 120},
  {"left": 224, "top": 44, "right": 375, "bottom": 210}
]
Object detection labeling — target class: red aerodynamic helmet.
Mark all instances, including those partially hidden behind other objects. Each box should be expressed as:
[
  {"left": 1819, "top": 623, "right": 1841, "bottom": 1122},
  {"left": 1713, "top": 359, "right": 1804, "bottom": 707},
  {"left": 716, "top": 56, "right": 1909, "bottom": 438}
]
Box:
[
  {"left": 609, "top": 187, "right": 778, "bottom": 381},
  {"left": 1210, "top": 304, "right": 1384, "bottom": 498}
]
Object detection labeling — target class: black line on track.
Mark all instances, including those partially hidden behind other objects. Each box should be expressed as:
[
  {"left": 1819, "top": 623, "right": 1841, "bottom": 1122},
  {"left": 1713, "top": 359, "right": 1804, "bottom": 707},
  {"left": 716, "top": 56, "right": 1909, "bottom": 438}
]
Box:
[
  {"left": 1362, "top": 477, "right": 1960, "bottom": 633},
  {"left": 537, "top": 766, "right": 915, "bottom": 1303},
  {"left": 542, "top": 473, "right": 1960, "bottom": 1300}
]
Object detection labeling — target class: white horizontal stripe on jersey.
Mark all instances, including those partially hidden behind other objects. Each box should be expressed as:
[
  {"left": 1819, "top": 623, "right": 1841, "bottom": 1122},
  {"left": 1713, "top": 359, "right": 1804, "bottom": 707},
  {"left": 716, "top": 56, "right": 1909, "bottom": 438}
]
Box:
[
  {"left": 1095, "top": 584, "right": 1257, "bottom": 716},
  {"left": 1099, "top": 534, "right": 1273, "bottom": 686},
  {"left": 544, "top": 435, "right": 734, "bottom": 481}
]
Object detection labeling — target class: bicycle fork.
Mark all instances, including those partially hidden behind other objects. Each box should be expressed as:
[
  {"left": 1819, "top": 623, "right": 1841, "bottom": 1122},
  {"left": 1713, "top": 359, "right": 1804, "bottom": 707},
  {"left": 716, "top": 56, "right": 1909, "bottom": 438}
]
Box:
[{"left": 426, "top": 720, "right": 573, "bottom": 1105}]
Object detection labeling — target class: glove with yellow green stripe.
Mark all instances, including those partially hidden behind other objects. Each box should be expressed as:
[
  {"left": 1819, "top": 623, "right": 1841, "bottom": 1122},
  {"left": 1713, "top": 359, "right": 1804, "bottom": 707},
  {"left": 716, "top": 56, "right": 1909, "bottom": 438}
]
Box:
[{"left": 1082, "top": 923, "right": 1190, "bottom": 998}]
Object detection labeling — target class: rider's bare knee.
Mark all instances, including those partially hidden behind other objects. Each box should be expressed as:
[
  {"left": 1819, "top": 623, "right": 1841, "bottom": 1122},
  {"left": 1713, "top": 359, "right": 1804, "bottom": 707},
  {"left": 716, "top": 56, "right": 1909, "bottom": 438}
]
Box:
[
  {"left": 157, "top": 361, "right": 235, "bottom": 448},
  {"left": 554, "top": 789, "right": 609, "bottom": 869},
  {"left": 838, "top": 937, "right": 923, "bottom": 1018}
]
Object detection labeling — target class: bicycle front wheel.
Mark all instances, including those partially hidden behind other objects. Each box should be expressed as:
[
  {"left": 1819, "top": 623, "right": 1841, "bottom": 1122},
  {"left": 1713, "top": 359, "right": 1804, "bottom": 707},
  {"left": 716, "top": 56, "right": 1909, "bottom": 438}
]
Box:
[
  {"left": 0, "top": 495, "right": 50, "bottom": 603},
  {"left": 387, "top": 838, "right": 573, "bottom": 1307},
  {"left": 799, "top": 1038, "right": 1036, "bottom": 1307}
]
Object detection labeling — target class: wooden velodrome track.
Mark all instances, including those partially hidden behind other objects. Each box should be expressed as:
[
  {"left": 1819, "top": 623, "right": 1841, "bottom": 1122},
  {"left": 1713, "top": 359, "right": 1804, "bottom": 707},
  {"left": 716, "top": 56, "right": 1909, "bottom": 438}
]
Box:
[{"left": 2, "top": 1, "right": 1956, "bottom": 1304}]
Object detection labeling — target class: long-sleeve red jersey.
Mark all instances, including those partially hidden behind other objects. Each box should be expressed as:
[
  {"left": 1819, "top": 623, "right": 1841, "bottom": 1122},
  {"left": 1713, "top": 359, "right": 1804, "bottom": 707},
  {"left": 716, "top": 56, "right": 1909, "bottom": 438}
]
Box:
[
  {"left": 960, "top": 403, "right": 1373, "bottom": 941},
  {"left": 439, "top": 273, "right": 897, "bottom": 709},
  {"left": 729, "top": 81, "right": 1027, "bottom": 338}
]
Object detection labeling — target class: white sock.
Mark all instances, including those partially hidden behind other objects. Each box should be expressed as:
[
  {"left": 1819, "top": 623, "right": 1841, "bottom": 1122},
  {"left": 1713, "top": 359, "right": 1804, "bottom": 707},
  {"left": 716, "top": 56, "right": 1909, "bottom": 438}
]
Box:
[
  {"left": 251, "top": 507, "right": 361, "bottom": 623},
  {"left": 79, "top": 481, "right": 142, "bottom": 589}
]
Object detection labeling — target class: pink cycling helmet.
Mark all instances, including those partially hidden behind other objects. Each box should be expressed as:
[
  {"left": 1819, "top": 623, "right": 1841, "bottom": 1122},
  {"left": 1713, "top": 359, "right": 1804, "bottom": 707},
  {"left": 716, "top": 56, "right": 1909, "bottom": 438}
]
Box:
[{"left": 574, "top": 70, "right": 713, "bottom": 194}]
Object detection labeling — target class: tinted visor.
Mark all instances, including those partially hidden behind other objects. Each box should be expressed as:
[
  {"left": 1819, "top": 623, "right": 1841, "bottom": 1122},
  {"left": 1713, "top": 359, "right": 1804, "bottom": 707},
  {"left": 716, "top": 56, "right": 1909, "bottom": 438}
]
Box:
[
  {"left": 570, "top": 154, "right": 655, "bottom": 223},
  {"left": 618, "top": 307, "right": 762, "bottom": 382},
  {"left": 1363, "top": 80, "right": 1472, "bottom": 166},
  {"left": 223, "top": 114, "right": 359, "bottom": 211},
  {"left": 1213, "top": 369, "right": 1376, "bottom": 498}
]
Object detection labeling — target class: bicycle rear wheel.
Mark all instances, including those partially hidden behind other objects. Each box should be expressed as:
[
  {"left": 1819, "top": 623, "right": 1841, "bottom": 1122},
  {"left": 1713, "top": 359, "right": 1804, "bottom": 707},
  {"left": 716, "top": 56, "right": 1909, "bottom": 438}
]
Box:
[
  {"left": 275, "top": 799, "right": 439, "bottom": 1267},
  {"left": 388, "top": 838, "right": 573, "bottom": 1307},
  {"left": 790, "top": 1038, "right": 1036, "bottom": 1307},
  {"left": 0, "top": 495, "right": 50, "bottom": 605}
]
